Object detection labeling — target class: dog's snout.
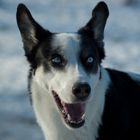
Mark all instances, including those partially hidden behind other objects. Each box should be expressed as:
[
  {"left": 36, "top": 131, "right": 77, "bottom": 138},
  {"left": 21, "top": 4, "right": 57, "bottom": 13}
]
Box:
[{"left": 72, "top": 82, "right": 91, "bottom": 100}]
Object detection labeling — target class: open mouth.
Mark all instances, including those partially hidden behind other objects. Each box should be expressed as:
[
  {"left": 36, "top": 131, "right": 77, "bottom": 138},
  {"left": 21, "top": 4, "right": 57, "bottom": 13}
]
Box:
[{"left": 52, "top": 90, "right": 86, "bottom": 128}]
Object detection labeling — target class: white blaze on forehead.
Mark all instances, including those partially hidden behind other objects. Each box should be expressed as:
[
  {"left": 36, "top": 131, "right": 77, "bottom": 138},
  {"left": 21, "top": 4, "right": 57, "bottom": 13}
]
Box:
[
  {"left": 50, "top": 33, "right": 87, "bottom": 102},
  {"left": 52, "top": 33, "right": 80, "bottom": 49},
  {"left": 52, "top": 33, "right": 80, "bottom": 63}
]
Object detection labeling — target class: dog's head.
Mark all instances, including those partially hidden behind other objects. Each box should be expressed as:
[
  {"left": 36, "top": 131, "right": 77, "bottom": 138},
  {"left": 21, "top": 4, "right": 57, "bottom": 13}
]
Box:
[{"left": 17, "top": 2, "right": 109, "bottom": 129}]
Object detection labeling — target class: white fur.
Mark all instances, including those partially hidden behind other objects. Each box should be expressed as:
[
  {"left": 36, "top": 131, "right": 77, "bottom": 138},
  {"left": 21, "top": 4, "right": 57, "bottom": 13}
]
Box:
[{"left": 30, "top": 33, "right": 111, "bottom": 140}]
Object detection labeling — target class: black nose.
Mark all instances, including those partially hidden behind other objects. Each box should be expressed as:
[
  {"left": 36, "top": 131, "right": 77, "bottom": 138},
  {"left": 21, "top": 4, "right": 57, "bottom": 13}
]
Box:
[{"left": 72, "top": 82, "right": 91, "bottom": 101}]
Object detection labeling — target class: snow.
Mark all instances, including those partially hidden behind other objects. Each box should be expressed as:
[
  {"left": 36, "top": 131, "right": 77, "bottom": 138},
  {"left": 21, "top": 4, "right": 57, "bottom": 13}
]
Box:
[{"left": 0, "top": 0, "right": 140, "bottom": 140}]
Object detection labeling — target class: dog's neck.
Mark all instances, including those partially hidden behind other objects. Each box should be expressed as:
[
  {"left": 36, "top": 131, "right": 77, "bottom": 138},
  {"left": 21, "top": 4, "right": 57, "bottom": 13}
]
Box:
[{"left": 31, "top": 67, "right": 110, "bottom": 140}]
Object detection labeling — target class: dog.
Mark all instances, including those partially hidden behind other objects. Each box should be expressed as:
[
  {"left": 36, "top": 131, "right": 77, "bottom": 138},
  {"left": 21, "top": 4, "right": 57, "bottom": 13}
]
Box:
[{"left": 16, "top": 1, "right": 140, "bottom": 140}]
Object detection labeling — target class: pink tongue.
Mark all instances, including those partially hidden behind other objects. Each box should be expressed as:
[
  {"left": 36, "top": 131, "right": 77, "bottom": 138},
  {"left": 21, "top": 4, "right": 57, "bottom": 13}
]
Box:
[{"left": 64, "top": 103, "right": 86, "bottom": 121}]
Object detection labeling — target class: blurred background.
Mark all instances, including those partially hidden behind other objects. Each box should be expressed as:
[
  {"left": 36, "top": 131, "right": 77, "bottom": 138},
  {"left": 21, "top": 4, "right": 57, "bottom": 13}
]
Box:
[{"left": 0, "top": 0, "right": 140, "bottom": 139}]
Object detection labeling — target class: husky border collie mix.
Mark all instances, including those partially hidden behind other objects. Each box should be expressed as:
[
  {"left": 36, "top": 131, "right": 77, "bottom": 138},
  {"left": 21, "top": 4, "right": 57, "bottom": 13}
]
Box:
[{"left": 17, "top": 1, "right": 140, "bottom": 140}]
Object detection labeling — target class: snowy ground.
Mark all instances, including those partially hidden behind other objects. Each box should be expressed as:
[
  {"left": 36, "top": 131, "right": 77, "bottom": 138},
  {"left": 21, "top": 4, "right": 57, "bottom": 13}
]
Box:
[{"left": 0, "top": 0, "right": 140, "bottom": 140}]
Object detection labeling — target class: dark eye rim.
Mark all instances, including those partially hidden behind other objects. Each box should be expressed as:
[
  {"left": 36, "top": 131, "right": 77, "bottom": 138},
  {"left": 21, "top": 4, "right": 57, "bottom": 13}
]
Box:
[
  {"left": 51, "top": 54, "right": 62, "bottom": 63},
  {"left": 83, "top": 56, "right": 94, "bottom": 65},
  {"left": 51, "top": 54, "right": 67, "bottom": 67},
  {"left": 86, "top": 56, "right": 94, "bottom": 64},
  {"left": 80, "top": 55, "right": 95, "bottom": 70}
]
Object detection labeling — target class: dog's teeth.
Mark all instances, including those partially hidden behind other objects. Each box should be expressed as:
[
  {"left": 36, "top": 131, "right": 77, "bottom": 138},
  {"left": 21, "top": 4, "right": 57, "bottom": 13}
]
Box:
[
  {"left": 70, "top": 120, "right": 75, "bottom": 123},
  {"left": 70, "top": 120, "right": 82, "bottom": 124},
  {"left": 82, "top": 114, "right": 85, "bottom": 120},
  {"left": 67, "top": 114, "right": 71, "bottom": 121},
  {"left": 77, "top": 119, "right": 83, "bottom": 123},
  {"left": 61, "top": 101, "right": 65, "bottom": 106},
  {"left": 62, "top": 110, "right": 65, "bottom": 114}
]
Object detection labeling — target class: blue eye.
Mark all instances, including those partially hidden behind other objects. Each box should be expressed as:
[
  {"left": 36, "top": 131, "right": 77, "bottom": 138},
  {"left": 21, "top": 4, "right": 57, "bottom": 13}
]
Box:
[
  {"left": 51, "top": 54, "right": 66, "bottom": 68},
  {"left": 52, "top": 56, "right": 62, "bottom": 64},
  {"left": 87, "top": 57, "right": 94, "bottom": 64}
]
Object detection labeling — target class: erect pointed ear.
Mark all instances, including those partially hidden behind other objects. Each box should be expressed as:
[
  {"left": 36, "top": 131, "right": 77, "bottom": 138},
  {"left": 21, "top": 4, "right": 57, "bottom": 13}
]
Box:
[
  {"left": 16, "top": 4, "right": 51, "bottom": 57},
  {"left": 79, "top": 1, "right": 109, "bottom": 41}
]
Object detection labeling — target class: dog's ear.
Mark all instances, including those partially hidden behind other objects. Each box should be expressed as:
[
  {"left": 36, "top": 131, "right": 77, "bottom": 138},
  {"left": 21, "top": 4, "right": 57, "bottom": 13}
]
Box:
[
  {"left": 16, "top": 4, "right": 51, "bottom": 59},
  {"left": 79, "top": 1, "right": 109, "bottom": 41}
]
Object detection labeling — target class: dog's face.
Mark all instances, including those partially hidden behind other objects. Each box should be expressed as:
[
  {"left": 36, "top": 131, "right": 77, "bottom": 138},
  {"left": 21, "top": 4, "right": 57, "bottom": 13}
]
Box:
[{"left": 17, "top": 2, "right": 109, "bottom": 129}]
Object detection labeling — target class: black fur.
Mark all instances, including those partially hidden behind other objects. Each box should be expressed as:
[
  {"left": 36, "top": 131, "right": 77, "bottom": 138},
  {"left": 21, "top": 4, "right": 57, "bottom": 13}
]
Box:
[
  {"left": 79, "top": 33, "right": 103, "bottom": 74},
  {"left": 97, "top": 69, "right": 140, "bottom": 140},
  {"left": 78, "top": 31, "right": 105, "bottom": 64},
  {"left": 78, "top": 1, "right": 108, "bottom": 65},
  {"left": 16, "top": 3, "right": 52, "bottom": 69}
]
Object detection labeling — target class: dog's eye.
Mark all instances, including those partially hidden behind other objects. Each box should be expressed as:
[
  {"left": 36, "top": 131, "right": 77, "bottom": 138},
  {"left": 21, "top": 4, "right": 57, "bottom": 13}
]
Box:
[
  {"left": 86, "top": 56, "right": 94, "bottom": 64},
  {"left": 51, "top": 54, "right": 66, "bottom": 68},
  {"left": 52, "top": 56, "right": 62, "bottom": 64}
]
